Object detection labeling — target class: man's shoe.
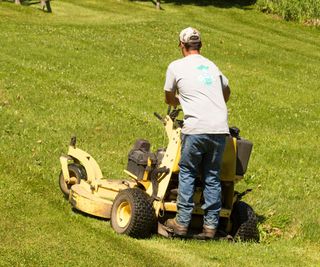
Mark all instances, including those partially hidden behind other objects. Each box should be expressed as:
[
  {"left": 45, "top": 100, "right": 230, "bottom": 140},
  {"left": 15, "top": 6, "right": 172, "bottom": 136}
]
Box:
[
  {"left": 164, "top": 218, "right": 188, "bottom": 236},
  {"left": 194, "top": 225, "right": 216, "bottom": 240}
]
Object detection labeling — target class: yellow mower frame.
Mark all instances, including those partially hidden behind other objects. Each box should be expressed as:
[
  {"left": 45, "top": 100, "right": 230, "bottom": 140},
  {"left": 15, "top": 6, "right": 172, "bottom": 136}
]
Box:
[{"left": 59, "top": 109, "right": 259, "bottom": 241}]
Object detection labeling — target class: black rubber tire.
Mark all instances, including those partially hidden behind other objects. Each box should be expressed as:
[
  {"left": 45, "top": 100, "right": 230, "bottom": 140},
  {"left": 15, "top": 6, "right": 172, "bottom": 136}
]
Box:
[
  {"left": 59, "top": 163, "right": 87, "bottom": 198},
  {"left": 111, "top": 188, "right": 156, "bottom": 239},
  {"left": 231, "top": 201, "right": 260, "bottom": 242}
]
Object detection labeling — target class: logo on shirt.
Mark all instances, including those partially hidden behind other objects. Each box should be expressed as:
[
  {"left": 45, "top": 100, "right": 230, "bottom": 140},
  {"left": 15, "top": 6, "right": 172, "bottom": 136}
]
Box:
[{"left": 196, "top": 65, "right": 213, "bottom": 86}]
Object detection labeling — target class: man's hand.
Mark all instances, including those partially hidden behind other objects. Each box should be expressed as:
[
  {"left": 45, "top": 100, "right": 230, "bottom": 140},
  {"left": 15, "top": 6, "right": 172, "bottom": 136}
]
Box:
[{"left": 165, "top": 91, "right": 180, "bottom": 106}]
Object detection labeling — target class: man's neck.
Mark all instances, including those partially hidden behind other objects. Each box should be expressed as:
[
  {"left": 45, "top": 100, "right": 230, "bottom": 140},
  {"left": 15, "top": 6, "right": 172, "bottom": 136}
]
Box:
[{"left": 183, "top": 49, "right": 200, "bottom": 57}]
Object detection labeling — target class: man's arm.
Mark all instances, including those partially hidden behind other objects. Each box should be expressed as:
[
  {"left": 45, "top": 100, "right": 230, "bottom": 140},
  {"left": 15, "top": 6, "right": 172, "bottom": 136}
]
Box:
[
  {"left": 164, "top": 65, "right": 180, "bottom": 106},
  {"left": 165, "top": 91, "right": 180, "bottom": 106},
  {"left": 223, "top": 85, "right": 231, "bottom": 103}
]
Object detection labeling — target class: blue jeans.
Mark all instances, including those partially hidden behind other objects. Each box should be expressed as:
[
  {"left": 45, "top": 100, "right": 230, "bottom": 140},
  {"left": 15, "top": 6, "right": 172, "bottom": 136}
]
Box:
[{"left": 176, "top": 134, "right": 226, "bottom": 229}]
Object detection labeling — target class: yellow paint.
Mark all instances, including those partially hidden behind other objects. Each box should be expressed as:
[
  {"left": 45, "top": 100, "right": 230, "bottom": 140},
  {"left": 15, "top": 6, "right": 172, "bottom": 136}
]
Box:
[
  {"left": 60, "top": 155, "right": 70, "bottom": 182},
  {"left": 70, "top": 184, "right": 113, "bottom": 218},
  {"left": 147, "top": 116, "right": 182, "bottom": 216},
  {"left": 68, "top": 146, "right": 103, "bottom": 183},
  {"left": 60, "top": 111, "right": 249, "bottom": 232},
  {"left": 116, "top": 201, "right": 131, "bottom": 228},
  {"left": 220, "top": 136, "right": 237, "bottom": 181},
  {"left": 142, "top": 157, "right": 152, "bottom": 181}
]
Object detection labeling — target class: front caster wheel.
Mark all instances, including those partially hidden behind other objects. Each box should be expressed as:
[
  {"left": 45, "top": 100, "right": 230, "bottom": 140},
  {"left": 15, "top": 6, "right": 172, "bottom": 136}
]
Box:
[{"left": 59, "top": 163, "right": 87, "bottom": 198}]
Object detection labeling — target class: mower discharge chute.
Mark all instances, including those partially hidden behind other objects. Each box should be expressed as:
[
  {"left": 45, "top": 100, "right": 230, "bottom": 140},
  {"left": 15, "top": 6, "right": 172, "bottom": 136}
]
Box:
[{"left": 59, "top": 108, "right": 259, "bottom": 241}]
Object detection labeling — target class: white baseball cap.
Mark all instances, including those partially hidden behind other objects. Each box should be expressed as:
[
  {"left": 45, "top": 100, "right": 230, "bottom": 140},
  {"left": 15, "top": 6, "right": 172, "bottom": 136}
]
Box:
[{"left": 179, "top": 27, "right": 201, "bottom": 44}]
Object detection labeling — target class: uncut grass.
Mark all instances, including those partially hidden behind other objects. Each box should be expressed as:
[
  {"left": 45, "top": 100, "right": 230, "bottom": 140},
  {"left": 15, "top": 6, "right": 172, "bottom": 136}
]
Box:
[
  {"left": 0, "top": 0, "right": 320, "bottom": 266},
  {"left": 256, "top": 0, "right": 320, "bottom": 22}
]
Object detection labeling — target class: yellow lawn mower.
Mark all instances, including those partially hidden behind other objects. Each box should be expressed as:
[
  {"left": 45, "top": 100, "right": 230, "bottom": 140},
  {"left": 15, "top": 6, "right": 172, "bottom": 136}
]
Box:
[{"left": 59, "top": 108, "right": 259, "bottom": 241}]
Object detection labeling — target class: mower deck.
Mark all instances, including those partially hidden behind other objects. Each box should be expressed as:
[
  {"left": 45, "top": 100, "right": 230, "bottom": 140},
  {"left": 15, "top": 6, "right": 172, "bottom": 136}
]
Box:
[
  {"left": 69, "top": 177, "right": 136, "bottom": 218},
  {"left": 70, "top": 183, "right": 113, "bottom": 218}
]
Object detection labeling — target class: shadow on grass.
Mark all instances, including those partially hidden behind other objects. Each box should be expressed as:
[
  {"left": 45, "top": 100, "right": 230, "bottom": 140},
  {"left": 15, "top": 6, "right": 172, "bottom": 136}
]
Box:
[
  {"left": 4, "top": 0, "right": 39, "bottom": 5},
  {"left": 4, "top": 0, "right": 52, "bottom": 12},
  {"left": 133, "top": 0, "right": 257, "bottom": 9},
  {"left": 256, "top": 213, "right": 267, "bottom": 223}
]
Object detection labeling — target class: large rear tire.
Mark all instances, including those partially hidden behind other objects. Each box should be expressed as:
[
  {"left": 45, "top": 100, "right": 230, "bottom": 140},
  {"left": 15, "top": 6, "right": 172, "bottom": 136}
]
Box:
[
  {"left": 231, "top": 201, "right": 260, "bottom": 242},
  {"left": 59, "top": 163, "right": 87, "bottom": 198},
  {"left": 111, "top": 188, "right": 155, "bottom": 239}
]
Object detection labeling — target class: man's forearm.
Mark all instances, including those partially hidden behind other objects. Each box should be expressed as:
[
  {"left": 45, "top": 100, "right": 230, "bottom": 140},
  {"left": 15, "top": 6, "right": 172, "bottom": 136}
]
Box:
[
  {"left": 223, "top": 86, "right": 231, "bottom": 103},
  {"left": 165, "top": 91, "right": 180, "bottom": 106}
]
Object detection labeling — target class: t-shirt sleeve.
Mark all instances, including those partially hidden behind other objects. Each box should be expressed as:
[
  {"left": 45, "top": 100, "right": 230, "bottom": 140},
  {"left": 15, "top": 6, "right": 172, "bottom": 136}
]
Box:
[{"left": 164, "top": 66, "right": 177, "bottom": 92}]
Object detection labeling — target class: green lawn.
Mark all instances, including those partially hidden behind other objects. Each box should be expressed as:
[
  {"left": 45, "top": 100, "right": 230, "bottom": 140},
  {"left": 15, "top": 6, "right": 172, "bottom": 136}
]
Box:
[{"left": 0, "top": 0, "right": 319, "bottom": 266}]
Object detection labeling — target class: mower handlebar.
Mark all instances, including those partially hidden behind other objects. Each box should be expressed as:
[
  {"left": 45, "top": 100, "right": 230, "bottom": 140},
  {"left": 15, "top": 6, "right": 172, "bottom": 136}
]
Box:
[
  {"left": 154, "top": 112, "right": 163, "bottom": 121},
  {"left": 154, "top": 107, "right": 182, "bottom": 124}
]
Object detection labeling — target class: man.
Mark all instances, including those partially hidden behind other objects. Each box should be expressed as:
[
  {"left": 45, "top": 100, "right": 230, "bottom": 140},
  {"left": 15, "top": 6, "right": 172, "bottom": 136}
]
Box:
[{"left": 164, "top": 27, "right": 231, "bottom": 239}]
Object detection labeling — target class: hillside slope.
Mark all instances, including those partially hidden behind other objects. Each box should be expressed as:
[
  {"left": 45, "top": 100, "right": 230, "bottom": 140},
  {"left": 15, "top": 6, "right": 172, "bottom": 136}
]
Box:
[{"left": 0, "top": 0, "right": 319, "bottom": 266}]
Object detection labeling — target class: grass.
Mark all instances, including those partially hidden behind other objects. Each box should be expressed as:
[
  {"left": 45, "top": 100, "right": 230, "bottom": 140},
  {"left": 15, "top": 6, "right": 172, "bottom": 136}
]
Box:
[
  {"left": 0, "top": 0, "right": 320, "bottom": 266},
  {"left": 256, "top": 0, "right": 320, "bottom": 23}
]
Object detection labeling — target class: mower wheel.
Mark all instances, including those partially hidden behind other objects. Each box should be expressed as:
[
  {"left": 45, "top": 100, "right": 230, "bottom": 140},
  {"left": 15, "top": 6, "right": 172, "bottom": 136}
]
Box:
[
  {"left": 111, "top": 188, "right": 155, "bottom": 239},
  {"left": 59, "top": 163, "right": 87, "bottom": 198},
  {"left": 231, "top": 201, "right": 260, "bottom": 242}
]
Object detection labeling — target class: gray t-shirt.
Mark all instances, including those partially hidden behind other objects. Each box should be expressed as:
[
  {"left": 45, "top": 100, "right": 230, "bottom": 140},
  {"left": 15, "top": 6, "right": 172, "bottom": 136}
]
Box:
[{"left": 164, "top": 54, "right": 229, "bottom": 135}]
